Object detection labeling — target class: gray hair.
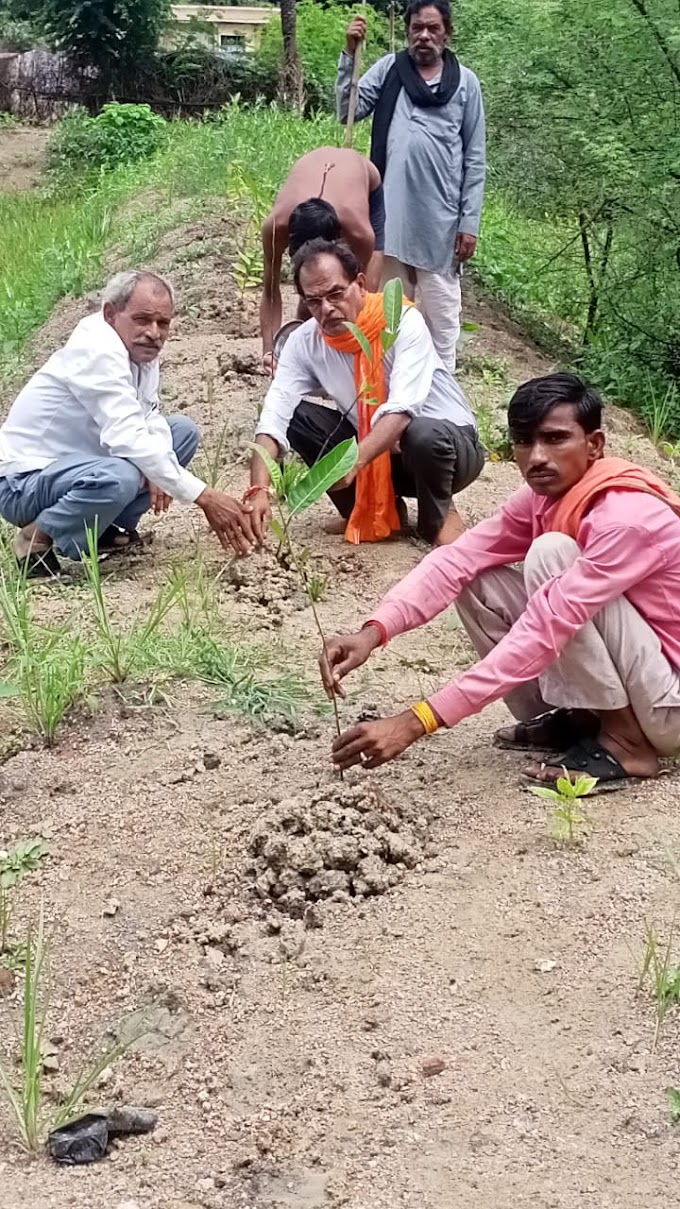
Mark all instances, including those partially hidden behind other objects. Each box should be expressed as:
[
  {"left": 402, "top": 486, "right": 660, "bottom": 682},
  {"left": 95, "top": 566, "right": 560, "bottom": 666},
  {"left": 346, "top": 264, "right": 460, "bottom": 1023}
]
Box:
[{"left": 101, "top": 269, "right": 175, "bottom": 311}]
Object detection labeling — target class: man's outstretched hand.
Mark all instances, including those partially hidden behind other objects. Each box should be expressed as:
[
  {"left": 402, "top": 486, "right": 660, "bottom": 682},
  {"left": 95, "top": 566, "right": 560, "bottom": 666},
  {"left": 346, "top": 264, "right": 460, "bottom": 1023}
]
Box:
[
  {"left": 331, "top": 712, "right": 425, "bottom": 771},
  {"left": 320, "top": 625, "right": 383, "bottom": 699},
  {"left": 196, "top": 487, "right": 258, "bottom": 556}
]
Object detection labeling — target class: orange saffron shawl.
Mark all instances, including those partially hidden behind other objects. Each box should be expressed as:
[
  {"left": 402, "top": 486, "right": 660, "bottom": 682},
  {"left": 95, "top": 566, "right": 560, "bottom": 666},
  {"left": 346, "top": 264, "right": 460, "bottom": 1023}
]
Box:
[
  {"left": 323, "top": 293, "right": 407, "bottom": 544},
  {"left": 546, "top": 456, "right": 680, "bottom": 538}
]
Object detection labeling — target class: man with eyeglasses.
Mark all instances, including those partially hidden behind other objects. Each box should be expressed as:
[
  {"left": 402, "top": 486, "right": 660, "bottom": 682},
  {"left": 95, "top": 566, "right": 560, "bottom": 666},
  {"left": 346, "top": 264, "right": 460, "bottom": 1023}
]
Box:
[{"left": 247, "top": 240, "right": 483, "bottom": 547}]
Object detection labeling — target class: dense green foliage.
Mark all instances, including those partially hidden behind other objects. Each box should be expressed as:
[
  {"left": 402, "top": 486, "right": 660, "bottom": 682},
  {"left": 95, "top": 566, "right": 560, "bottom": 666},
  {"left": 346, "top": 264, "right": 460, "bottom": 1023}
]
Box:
[
  {"left": 257, "top": 0, "right": 390, "bottom": 109},
  {"left": 50, "top": 103, "right": 167, "bottom": 174},
  {"left": 456, "top": 0, "right": 680, "bottom": 432},
  {"left": 1, "top": 0, "right": 169, "bottom": 73}
]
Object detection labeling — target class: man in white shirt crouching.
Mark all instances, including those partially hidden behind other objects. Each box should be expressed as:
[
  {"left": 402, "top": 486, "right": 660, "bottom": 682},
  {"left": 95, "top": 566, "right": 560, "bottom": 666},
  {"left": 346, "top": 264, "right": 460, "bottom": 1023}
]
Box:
[
  {"left": 249, "top": 240, "right": 483, "bottom": 547},
  {"left": 0, "top": 269, "right": 257, "bottom": 579}
]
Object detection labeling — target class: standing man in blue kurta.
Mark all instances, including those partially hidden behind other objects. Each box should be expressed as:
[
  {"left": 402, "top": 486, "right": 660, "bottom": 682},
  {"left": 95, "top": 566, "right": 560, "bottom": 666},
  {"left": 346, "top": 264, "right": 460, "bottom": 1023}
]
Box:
[{"left": 336, "top": 0, "right": 486, "bottom": 372}]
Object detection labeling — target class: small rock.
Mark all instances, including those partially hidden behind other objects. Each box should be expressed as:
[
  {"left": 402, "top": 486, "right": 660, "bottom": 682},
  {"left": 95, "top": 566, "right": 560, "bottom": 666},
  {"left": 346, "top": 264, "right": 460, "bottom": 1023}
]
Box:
[
  {"left": 375, "top": 1060, "right": 392, "bottom": 1088},
  {"left": 196, "top": 1176, "right": 216, "bottom": 1192},
  {"left": 205, "top": 946, "right": 226, "bottom": 969},
  {"left": 534, "top": 958, "right": 557, "bottom": 974},
  {"left": 103, "top": 898, "right": 121, "bottom": 917},
  {"left": 0, "top": 968, "right": 15, "bottom": 997},
  {"left": 203, "top": 752, "right": 221, "bottom": 771},
  {"left": 107, "top": 1106, "right": 158, "bottom": 1135},
  {"left": 117, "top": 1201, "right": 142, "bottom": 1209},
  {"left": 42, "top": 1053, "right": 60, "bottom": 1074},
  {"left": 421, "top": 1054, "right": 446, "bottom": 1078}
]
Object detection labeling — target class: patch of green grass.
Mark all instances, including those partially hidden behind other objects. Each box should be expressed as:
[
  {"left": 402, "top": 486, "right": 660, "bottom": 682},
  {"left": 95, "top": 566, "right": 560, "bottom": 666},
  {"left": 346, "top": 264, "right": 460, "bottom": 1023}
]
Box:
[
  {"left": 0, "top": 102, "right": 341, "bottom": 386},
  {"left": 0, "top": 567, "right": 88, "bottom": 746},
  {"left": 0, "top": 909, "right": 147, "bottom": 1151},
  {"left": 141, "top": 624, "right": 324, "bottom": 727},
  {"left": 637, "top": 920, "right": 680, "bottom": 1053}
]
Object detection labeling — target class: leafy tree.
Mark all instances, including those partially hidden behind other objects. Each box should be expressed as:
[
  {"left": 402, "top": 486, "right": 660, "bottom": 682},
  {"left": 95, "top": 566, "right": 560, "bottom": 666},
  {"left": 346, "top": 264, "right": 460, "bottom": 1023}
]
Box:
[
  {"left": 279, "top": 0, "right": 305, "bottom": 111},
  {"left": 41, "top": 0, "right": 169, "bottom": 81}
]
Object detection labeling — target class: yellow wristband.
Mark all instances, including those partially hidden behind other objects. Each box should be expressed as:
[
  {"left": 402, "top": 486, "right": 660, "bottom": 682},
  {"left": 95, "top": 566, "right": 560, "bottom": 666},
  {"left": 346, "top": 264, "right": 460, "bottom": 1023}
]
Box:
[{"left": 410, "top": 701, "right": 439, "bottom": 735}]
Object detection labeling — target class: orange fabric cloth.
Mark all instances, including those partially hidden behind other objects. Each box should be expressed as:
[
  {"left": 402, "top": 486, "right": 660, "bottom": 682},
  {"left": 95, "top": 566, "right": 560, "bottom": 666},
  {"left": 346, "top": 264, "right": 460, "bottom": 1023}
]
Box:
[
  {"left": 546, "top": 456, "right": 680, "bottom": 539},
  {"left": 322, "top": 293, "right": 404, "bottom": 544}
]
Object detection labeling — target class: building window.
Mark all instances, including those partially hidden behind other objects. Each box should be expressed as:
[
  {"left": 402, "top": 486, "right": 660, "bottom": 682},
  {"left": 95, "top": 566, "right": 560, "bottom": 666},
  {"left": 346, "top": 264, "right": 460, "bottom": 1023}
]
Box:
[{"left": 220, "top": 33, "right": 246, "bottom": 53}]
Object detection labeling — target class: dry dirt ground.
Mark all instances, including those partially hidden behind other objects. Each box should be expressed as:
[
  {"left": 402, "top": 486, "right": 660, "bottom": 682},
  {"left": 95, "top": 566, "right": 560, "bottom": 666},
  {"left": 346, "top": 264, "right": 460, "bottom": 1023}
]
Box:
[
  {"left": 0, "top": 124, "right": 50, "bottom": 193},
  {"left": 1, "top": 216, "right": 680, "bottom": 1209}
]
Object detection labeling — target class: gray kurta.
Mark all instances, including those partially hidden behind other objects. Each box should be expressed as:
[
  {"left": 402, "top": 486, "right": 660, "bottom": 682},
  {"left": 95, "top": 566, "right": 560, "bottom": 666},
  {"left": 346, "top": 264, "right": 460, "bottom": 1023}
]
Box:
[{"left": 336, "top": 51, "right": 486, "bottom": 275}]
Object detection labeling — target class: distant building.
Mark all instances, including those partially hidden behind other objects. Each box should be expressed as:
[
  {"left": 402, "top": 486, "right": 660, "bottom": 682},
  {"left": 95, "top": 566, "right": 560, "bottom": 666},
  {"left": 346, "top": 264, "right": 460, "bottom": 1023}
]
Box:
[{"left": 165, "top": 5, "right": 277, "bottom": 54}]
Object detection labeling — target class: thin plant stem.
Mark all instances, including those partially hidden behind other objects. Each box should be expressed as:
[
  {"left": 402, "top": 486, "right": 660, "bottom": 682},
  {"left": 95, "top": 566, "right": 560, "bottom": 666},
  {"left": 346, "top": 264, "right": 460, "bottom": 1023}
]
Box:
[{"left": 277, "top": 505, "right": 344, "bottom": 777}]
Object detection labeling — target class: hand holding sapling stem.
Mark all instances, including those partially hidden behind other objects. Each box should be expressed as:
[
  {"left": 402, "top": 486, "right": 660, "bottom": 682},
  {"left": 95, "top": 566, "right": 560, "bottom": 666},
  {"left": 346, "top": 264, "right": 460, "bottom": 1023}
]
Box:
[
  {"left": 320, "top": 626, "right": 383, "bottom": 699},
  {"left": 332, "top": 711, "right": 427, "bottom": 771}
]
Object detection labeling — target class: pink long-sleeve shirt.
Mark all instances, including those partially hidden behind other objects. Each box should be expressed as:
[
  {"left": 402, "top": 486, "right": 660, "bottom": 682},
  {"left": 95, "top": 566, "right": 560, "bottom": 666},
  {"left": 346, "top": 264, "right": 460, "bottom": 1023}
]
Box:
[{"left": 368, "top": 484, "right": 680, "bottom": 727}]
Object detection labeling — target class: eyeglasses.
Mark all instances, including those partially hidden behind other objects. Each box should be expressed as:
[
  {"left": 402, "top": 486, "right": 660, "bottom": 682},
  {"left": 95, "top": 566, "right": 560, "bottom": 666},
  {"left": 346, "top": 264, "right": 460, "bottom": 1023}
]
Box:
[{"left": 301, "top": 283, "right": 353, "bottom": 312}]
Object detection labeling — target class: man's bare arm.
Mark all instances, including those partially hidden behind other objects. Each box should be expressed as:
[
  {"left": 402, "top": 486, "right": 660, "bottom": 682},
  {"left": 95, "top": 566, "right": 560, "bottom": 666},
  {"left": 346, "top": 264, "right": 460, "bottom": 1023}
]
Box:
[{"left": 260, "top": 215, "right": 285, "bottom": 361}]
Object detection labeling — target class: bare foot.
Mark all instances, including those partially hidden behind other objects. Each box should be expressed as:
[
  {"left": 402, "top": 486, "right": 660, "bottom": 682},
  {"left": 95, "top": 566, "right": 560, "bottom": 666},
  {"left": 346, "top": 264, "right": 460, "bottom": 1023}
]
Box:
[
  {"left": 433, "top": 508, "right": 466, "bottom": 545},
  {"left": 324, "top": 498, "right": 409, "bottom": 536},
  {"left": 324, "top": 515, "right": 348, "bottom": 535}
]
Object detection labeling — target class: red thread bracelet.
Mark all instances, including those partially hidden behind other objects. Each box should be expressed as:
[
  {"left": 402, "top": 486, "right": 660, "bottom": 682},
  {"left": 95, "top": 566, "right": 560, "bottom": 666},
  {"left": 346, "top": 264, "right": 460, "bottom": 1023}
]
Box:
[{"left": 243, "top": 485, "right": 271, "bottom": 502}]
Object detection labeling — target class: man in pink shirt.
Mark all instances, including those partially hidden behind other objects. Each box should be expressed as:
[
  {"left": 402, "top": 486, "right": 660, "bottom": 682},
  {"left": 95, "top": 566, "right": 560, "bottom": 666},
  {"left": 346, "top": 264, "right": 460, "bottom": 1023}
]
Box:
[{"left": 320, "top": 373, "right": 680, "bottom": 787}]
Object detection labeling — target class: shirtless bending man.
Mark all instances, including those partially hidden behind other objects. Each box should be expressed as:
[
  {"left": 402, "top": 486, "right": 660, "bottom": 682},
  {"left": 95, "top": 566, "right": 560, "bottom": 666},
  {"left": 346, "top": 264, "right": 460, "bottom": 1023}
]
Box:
[{"left": 260, "top": 147, "right": 385, "bottom": 371}]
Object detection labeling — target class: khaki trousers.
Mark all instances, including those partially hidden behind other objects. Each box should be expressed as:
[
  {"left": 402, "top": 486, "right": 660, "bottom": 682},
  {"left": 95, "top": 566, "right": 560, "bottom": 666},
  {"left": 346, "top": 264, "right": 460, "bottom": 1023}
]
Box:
[
  {"left": 456, "top": 533, "right": 680, "bottom": 756},
  {"left": 381, "top": 255, "right": 462, "bottom": 373}
]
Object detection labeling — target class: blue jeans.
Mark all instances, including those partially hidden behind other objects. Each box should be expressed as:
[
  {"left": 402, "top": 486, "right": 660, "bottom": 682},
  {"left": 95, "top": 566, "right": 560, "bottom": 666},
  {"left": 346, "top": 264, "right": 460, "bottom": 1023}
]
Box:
[{"left": 0, "top": 416, "right": 200, "bottom": 561}]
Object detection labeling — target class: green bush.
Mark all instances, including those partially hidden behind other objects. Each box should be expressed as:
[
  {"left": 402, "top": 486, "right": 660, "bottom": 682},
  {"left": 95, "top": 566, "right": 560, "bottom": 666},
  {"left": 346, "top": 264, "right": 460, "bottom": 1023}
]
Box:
[{"left": 49, "top": 102, "right": 167, "bottom": 174}]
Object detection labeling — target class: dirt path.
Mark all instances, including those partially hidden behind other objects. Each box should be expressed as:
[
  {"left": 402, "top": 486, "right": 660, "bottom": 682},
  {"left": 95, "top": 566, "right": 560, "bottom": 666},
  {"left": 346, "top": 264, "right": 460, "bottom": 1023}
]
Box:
[
  {"left": 1, "top": 220, "right": 679, "bottom": 1209},
  {"left": 0, "top": 124, "right": 50, "bottom": 193}
]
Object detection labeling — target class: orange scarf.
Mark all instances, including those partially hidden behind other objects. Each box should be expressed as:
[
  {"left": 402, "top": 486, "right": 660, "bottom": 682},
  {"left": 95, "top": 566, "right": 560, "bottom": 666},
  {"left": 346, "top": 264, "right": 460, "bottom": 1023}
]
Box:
[
  {"left": 546, "top": 456, "right": 680, "bottom": 539},
  {"left": 322, "top": 293, "right": 405, "bottom": 543}
]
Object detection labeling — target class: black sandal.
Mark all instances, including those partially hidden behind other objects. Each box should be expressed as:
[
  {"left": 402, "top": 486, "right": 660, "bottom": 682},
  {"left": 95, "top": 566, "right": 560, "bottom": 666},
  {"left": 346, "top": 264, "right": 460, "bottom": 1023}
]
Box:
[
  {"left": 522, "top": 735, "right": 651, "bottom": 794},
  {"left": 98, "top": 526, "right": 142, "bottom": 553},
  {"left": 494, "top": 708, "right": 599, "bottom": 753},
  {"left": 14, "top": 547, "right": 71, "bottom": 582}
]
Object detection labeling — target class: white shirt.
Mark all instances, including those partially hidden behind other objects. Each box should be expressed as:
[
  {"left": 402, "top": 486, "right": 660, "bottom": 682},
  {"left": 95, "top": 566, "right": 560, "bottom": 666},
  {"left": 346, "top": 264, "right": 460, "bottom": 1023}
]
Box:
[
  {"left": 0, "top": 312, "right": 206, "bottom": 504},
  {"left": 256, "top": 307, "right": 476, "bottom": 453}
]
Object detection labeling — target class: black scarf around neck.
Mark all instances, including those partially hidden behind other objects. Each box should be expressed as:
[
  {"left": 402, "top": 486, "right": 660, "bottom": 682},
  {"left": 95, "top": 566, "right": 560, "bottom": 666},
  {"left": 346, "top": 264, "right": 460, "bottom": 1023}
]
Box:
[{"left": 369, "top": 48, "right": 461, "bottom": 179}]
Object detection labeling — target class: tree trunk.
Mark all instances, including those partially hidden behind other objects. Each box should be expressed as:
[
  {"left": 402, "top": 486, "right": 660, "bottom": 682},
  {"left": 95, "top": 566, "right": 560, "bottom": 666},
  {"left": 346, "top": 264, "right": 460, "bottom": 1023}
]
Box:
[{"left": 279, "top": 0, "right": 304, "bottom": 112}]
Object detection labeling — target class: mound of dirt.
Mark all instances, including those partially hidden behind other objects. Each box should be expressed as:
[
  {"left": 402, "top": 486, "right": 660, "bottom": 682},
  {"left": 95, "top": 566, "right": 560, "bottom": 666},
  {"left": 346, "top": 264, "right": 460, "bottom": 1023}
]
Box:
[
  {"left": 225, "top": 550, "right": 303, "bottom": 624},
  {"left": 247, "top": 784, "right": 430, "bottom": 916}
]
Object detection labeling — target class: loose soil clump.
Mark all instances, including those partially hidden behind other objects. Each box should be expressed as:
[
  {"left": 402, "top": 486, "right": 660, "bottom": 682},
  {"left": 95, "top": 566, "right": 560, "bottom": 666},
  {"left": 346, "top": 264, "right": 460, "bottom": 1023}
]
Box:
[{"left": 247, "top": 783, "right": 430, "bottom": 916}]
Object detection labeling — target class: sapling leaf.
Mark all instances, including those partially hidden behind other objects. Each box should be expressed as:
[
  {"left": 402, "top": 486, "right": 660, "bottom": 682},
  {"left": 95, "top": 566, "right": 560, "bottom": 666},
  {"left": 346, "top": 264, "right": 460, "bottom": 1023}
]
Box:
[
  {"left": 462, "top": 320, "right": 481, "bottom": 332},
  {"left": 0, "top": 682, "right": 18, "bottom": 698},
  {"left": 251, "top": 443, "right": 283, "bottom": 497},
  {"left": 344, "top": 323, "right": 373, "bottom": 363},
  {"left": 382, "top": 277, "right": 403, "bottom": 332},
  {"left": 380, "top": 330, "right": 397, "bottom": 353},
  {"left": 287, "top": 438, "right": 358, "bottom": 516},
  {"left": 269, "top": 517, "right": 286, "bottom": 545},
  {"left": 529, "top": 786, "right": 561, "bottom": 802}
]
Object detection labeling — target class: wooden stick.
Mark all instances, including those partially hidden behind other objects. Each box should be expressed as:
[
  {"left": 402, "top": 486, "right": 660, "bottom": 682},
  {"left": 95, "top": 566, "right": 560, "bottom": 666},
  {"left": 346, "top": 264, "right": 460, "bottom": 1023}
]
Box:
[{"left": 343, "top": 35, "right": 364, "bottom": 148}]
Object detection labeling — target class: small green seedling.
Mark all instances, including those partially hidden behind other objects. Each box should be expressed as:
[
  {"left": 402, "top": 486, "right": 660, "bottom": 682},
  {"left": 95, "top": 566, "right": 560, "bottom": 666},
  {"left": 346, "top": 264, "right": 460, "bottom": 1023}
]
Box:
[
  {"left": 252, "top": 438, "right": 358, "bottom": 750},
  {"left": 0, "top": 839, "right": 51, "bottom": 959},
  {"left": 667, "top": 1087, "right": 680, "bottom": 1122},
  {"left": 529, "top": 768, "right": 597, "bottom": 842},
  {"left": 637, "top": 920, "right": 680, "bottom": 1053}
]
